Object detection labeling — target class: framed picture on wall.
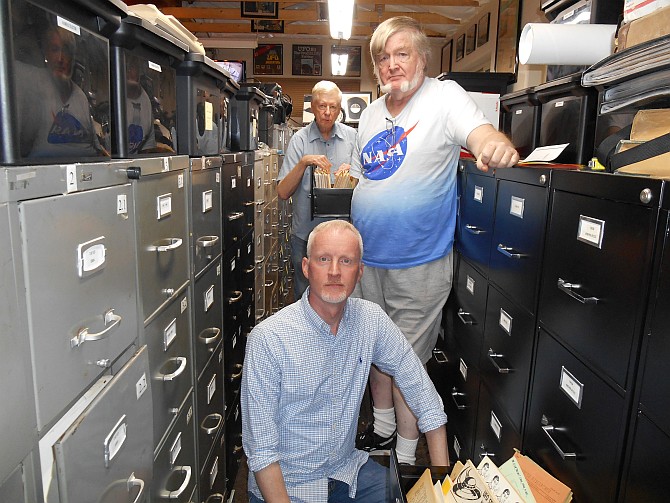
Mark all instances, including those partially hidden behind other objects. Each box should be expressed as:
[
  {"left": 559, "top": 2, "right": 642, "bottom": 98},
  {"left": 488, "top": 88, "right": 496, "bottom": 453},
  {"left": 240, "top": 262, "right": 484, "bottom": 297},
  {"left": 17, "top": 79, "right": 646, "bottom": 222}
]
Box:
[
  {"left": 441, "top": 40, "right": 453, "bottom": 73},
  {"left": 330, "top": 45, "right": 362, "bottom": 77},
  {"left": 455, "top": 34, "right": 465, "bottom": 62},
  {"left": 495, "top": 0, "right": 522, "bottom": 80},
  {"left": 477, "top": 13, "right": 490, "bottom": 47},
  {"left": 465, "top": 24, "right": 477, "bottom": 55},
  {"left": 241, "top": 2, "right": 278, "bottom": 18},
  {"left": 292, "top": 44, "right": 322, "bottom": 76},
  {"left": 251, "top": 19, "right": 284, "bottom": 33},
  {"left": 253, "top": 44, "right": 283, "bottom": 75}
]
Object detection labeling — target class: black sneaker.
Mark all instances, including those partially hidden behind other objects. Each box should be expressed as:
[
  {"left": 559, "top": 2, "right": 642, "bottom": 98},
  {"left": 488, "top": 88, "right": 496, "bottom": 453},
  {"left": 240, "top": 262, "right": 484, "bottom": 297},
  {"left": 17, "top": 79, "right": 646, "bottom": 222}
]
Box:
[{"left": 356, "top": 424, "right": 396, "bottom": 454}]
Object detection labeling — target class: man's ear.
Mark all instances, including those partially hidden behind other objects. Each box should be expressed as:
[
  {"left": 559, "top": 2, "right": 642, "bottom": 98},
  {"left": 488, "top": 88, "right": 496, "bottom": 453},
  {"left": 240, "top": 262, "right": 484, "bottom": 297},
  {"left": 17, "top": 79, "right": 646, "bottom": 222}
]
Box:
[
  {"left": 357, "top": 263, "right": 364, "bottom": 282},
  {"left": 302, "top": 256, "right": 309, "bottom": 280}
]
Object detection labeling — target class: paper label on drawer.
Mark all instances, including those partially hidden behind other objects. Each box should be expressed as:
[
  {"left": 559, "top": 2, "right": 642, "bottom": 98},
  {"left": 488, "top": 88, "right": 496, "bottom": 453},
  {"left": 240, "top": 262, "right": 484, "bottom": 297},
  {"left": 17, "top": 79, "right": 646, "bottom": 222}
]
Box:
[
  {"left": 499, "top": 308, "right": 512, "bottom": 335},
  {"left": 230, "top": 257, "right": 236, "bottom": 271},
  {"left": 148, "top": 61, "right": 162, "bottom": 73},
  {"left": 231, "top": 176, "right": 237, "bottom": 189},
  {"left": 577, "top": 215, "right": 605, "bottom": 249},
  {"left": 178, "top": 173, "right": 184, "bottom": 189},
  {"left": 157, "top": 193, "right": 172, "bottom": 219},
  {"left": 104, "top": 416, "right": 127, "bottom": 467},
  {"left": 560, "top": 366, "right": 584, "bottom": 409},
  {"left": 515, "top": 109, "right": 523, "bottom": 115},
  {"left": 208, "top": 374, "right": 217, "bottom": 404},
  {"left": 203, "top": 190, "right": 213, "bottom": 212},
  {"left": 474, "top": 185, "right": 484, "bottom": 203},
  {"left": 232, "top": 334, "right": 237, "bottom": 349},
  {"left": 66, "top": 164, "right": 77, "bottom": 192},
  {"left": 205, "top": 285, "right": 214, "bottom": 312},
  {"left": 205, "top": 102, "right": 213, "bottom": 131},
  {"left": 453, "top": 436, "right": 461, "bottom": 459},
  {"left": 117, "top": 194, "right": 128, "bottom": 215},
  {"left": 466, "top": 275, "right": 475, "bottom": 296},
  {"left": 510, "top": 196, "right": 525, "bottom": 219},
  {"left": 459, "top": 358, "right": 468, "bottom": 382},
  {"left": 216, "top": 172, "right": 220, "bottom": 183},
  {"left": 169, "top": 432, "right": 182, "bottom": 467},
  {"left": 181, "top": 296, "right": 188, "bottom": 313},
  {"left": 210, "top": 456, "right": 219, "bottom": 488},
  {"left": 164, "top": 318, "right": 177, "bottom": 351},
  {"left": 555, "top": 101, "right": 564, "bottom": 108},
  {"left": 490, "top": 411, "right": 502, "bottom": 441},
  {"left": 162, "top": 157, "right": 170, "bottom": 172}
]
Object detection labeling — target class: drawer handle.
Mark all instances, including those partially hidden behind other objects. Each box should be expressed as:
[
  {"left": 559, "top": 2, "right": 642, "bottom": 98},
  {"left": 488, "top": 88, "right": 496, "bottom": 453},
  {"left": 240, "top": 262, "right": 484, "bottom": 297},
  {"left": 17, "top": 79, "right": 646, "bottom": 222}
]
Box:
[
  {"left": 228, "top": 211, "right": 244, "bottom": 221},
  {"left": 159, "top": 465, "right": 192, "bottom": 499},
  {"left": 198, "top": 327, "right": 221, "bottom": 347},
  {"left": 196, "top": 235, "right": 219, "bottom": 249},
  {"left": 245, "top": 265, "right": 256, "bottom": 274},
  {"left": 200, "top": 413, "right": 223, "bottom": 436},
  {"left": 127, "top": 472, "right": 145, "bottom": 503},
  {"left": 243, "top": 200, "right": 255, "bottom": 207},
  {"left": 557, "top": 278, "right": 599, "bottom": 304},
  {"left": 228, "top": 363, "right": 243, "bottom": 382},
  {"left": 488, "top": 349, "right": 512, "bottom": 374},
  {"left": 497, "top": 244, "right": 526, "bottom": 259},
  {"left": 478, "top": 445, "right": 495, "bottom": 460},
  {"left": 159, "top": 357, "right": 187, "bottom": 381},
  {"left": 465, "top": 224, "right": 485, "bottom": 235},
  {"left": 451, "top": 389, "right": 468, "bottom": 410},
  {"left": 265, "top": 280, "right": 275, "bottom": 288},
  {"left": 542, "top": 424, "right": 578, "bottom": 460},
  {"left": 70, "top": 309, "right": 122, "bottom": 348},
  {"left": 148, "top": 237, "right": 183, "bottom": 252},
  {"left": 204, "top": 494, "right": 225, "bottom": 503},
  {"left": 228, "top": 291, "right": 243, "bottom": 304},
  {"left": 432, "top": 348, "right": 448, "bottom": 364},
  {"left": 457, "top": 308, "right": 476, "bottom": 326}
]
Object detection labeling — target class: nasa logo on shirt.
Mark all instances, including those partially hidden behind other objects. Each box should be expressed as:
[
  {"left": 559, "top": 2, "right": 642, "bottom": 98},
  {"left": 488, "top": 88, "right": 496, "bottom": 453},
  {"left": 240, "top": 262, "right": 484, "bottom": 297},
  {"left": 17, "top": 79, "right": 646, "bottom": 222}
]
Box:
[{"left": 360, "top": 121, "right": 417, "bottom": 180}]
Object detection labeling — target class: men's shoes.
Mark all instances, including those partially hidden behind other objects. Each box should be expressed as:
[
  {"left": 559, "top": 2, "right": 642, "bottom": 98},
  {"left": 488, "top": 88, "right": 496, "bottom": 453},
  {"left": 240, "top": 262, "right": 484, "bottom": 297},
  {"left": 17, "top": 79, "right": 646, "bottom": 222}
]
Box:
[{"left": 356, "top": 424, "right": 397, "bottom": 454}]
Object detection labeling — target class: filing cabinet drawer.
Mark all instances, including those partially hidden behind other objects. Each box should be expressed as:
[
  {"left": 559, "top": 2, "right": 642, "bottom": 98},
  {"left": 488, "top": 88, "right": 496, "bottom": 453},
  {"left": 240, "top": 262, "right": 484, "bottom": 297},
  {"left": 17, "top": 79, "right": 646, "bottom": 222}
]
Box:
[
  {"left": 446, "top": 354, "right": 481, "bottom": 464},
  {"left": 457, "top": 167, "right": 496, "bottom": 277},
  {"left": 538, "top": 187, "right": 656, "bottom": 388},
  {"left": 452, "top": 259, "right": 488, "bottom": 368},
  {"left": 474, "top": 383, "right": 521, "bottom": 465},
  {"left": 153, "top": 394, "right": 197, "bottom": 502},
  {"left": 525, "top": 329, "right": 626, "bottom": 503},
  {"left": 196, "top": 345, "right": 224, "bottom": 473},
  {"left": 482, "top": 285, "right": 535, "bottom": 431},
  {"left": 145, "top": 292, "right": 193, "bottom": 449},
  {"left": 190, "top": 161, "right": 222, "bottom": 277},
  {"left": 192, "top": 261, "right": 223, "bottom": 380},
  {"left": 489, "top": 178, "right": 548, "bottom": 314}
]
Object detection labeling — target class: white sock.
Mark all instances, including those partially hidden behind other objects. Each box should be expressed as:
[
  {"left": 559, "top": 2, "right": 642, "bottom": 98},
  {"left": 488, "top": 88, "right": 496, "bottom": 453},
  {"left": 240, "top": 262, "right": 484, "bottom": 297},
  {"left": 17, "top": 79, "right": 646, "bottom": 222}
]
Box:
[
  {"left": 395, "top": 434, "right": 419, "bottom": 465},
  {"left": 372, "top": 406, "right": 396, "bottom": 438}
]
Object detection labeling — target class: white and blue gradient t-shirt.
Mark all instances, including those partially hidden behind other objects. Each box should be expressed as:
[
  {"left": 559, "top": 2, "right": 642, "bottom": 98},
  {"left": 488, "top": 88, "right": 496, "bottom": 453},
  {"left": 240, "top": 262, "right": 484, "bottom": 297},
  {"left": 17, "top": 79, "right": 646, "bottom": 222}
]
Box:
[{"left": 350, "top": 77, "right": 489, "bottom": 269}]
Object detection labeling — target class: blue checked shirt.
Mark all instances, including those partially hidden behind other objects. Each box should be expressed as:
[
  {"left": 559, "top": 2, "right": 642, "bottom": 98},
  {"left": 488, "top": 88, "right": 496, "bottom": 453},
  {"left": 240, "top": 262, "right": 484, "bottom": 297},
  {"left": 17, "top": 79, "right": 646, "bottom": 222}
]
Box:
[{"left": 241, "top": 289, "right": 447, "bottom": 502}]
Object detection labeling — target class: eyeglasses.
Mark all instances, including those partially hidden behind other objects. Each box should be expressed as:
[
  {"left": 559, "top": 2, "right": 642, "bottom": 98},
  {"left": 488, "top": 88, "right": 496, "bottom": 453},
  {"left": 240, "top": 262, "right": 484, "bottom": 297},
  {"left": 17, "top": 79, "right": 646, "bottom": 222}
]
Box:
[
  {"left": 377, "top": 51, "right": 412, "bottom": 69},
  {"left": 386, "top": 117, "right": 397, "bottom": 147},
  {"left": 315, "top": 104, "right": 340, "bottom": 113}
]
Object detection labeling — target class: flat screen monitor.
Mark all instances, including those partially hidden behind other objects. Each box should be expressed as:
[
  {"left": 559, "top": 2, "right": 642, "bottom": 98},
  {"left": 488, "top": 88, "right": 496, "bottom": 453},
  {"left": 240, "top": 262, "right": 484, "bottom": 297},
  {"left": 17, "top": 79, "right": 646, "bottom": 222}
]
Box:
[{"left": 215, "top": 60, "right": 246, "bottom": 83}]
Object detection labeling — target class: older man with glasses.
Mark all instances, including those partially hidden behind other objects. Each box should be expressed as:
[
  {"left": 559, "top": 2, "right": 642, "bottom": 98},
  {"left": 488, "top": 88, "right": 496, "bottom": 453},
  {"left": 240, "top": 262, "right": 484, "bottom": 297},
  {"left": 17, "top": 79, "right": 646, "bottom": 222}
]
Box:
[
  {"left": 278, "top": 80, "right": 357, "bottom": 301},
  {"left": 350, "top": 16, "right": 519, "bottom": 465}
]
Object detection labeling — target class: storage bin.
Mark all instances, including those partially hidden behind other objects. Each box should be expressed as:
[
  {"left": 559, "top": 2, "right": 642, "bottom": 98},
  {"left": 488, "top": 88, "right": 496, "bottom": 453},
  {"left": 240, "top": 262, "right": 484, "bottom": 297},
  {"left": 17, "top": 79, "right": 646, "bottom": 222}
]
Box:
[
  {"left": 534, "top": 73, "right": 598, "bottom": 165},
  {"left": 500, "top": 88, "right": 540, "bottom": 159},
  {"left": 1, "top": 0, "right": 125, "bottom": 165},
  {"left": 109, "top": 12, "right": 187, "bottom": 158},
  {"left": 230, "top": 84, "right": 266, "bottom": 151},
  {"left": 177, "top": 53, "right": 231, "bottom": 156},
  {"left": 310, "top": 166, "right": 353, "bottom": 219}
]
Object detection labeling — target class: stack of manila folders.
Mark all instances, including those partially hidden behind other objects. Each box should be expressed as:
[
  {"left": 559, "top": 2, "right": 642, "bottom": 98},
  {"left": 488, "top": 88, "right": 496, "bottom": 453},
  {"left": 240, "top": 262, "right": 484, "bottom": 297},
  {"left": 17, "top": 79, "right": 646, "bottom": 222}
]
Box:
[
  {"left": 407, "top": 450, "right": 572, "bottom": 503},
  {"left": 313, "top": 167, "right": 356, "bottom": 189}
]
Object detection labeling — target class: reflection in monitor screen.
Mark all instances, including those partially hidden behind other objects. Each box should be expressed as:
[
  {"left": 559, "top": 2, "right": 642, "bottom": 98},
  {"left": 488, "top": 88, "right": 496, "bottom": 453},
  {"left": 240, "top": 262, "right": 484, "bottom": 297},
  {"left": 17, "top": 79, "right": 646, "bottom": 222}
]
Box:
[{"left": 215, "top": 60, "right": 246, "bottom": 83}]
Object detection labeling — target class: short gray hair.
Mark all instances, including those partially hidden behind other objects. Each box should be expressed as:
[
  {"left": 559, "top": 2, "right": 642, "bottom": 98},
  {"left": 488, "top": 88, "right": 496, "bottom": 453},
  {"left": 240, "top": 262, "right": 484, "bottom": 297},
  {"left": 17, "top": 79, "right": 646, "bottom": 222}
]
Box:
[
  {"left": 369, "top": 16, "right": 431, "bottom": 81},
  {"left": 311, "top": 80, "right": 343, "bottom": 105},
  {"left": 306, "top": 220, "right": 363, "bottom": 259}
]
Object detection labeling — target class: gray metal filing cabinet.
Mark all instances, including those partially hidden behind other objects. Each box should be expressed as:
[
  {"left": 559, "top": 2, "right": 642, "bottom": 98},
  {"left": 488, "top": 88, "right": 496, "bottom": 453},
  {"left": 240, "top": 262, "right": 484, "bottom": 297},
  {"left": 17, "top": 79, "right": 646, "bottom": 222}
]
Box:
[
  {"left": 526, "top": 170, "right": 665, "bottom": 502},
  {"left": 130, "top": 155, "right": 196, "bottom": 500}
]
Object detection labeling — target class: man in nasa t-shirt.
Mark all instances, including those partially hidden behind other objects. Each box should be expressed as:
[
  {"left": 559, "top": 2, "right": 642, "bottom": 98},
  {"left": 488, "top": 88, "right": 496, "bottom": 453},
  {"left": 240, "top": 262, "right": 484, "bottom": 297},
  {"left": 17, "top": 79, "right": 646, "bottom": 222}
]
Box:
[{"left": 350, "top": 16, "right": 519, "bottom": 466}]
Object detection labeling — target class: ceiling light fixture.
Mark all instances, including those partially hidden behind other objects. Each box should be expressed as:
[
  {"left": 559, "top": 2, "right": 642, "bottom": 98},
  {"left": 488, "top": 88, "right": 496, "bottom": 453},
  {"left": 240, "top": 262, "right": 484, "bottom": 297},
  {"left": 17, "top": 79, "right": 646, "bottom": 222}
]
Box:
[{"left": 328, "top": 0, "right": 355, "bottom": 40}]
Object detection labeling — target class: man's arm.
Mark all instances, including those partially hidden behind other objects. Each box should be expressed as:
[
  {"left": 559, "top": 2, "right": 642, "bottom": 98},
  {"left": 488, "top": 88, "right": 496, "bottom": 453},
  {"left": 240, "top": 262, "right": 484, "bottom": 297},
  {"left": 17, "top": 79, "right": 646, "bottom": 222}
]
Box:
[
  {"left": 466, "top": 123, "right": 520, "bottom": 172},
  {"left": 424, "top": 425, "right": 450, "bottom": 466},
  {"left": 254, "top": 462, "right": 291, "bottom": 503},
  {"left": 277, "top": 154, "right": 332, "bottom": 200}
]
